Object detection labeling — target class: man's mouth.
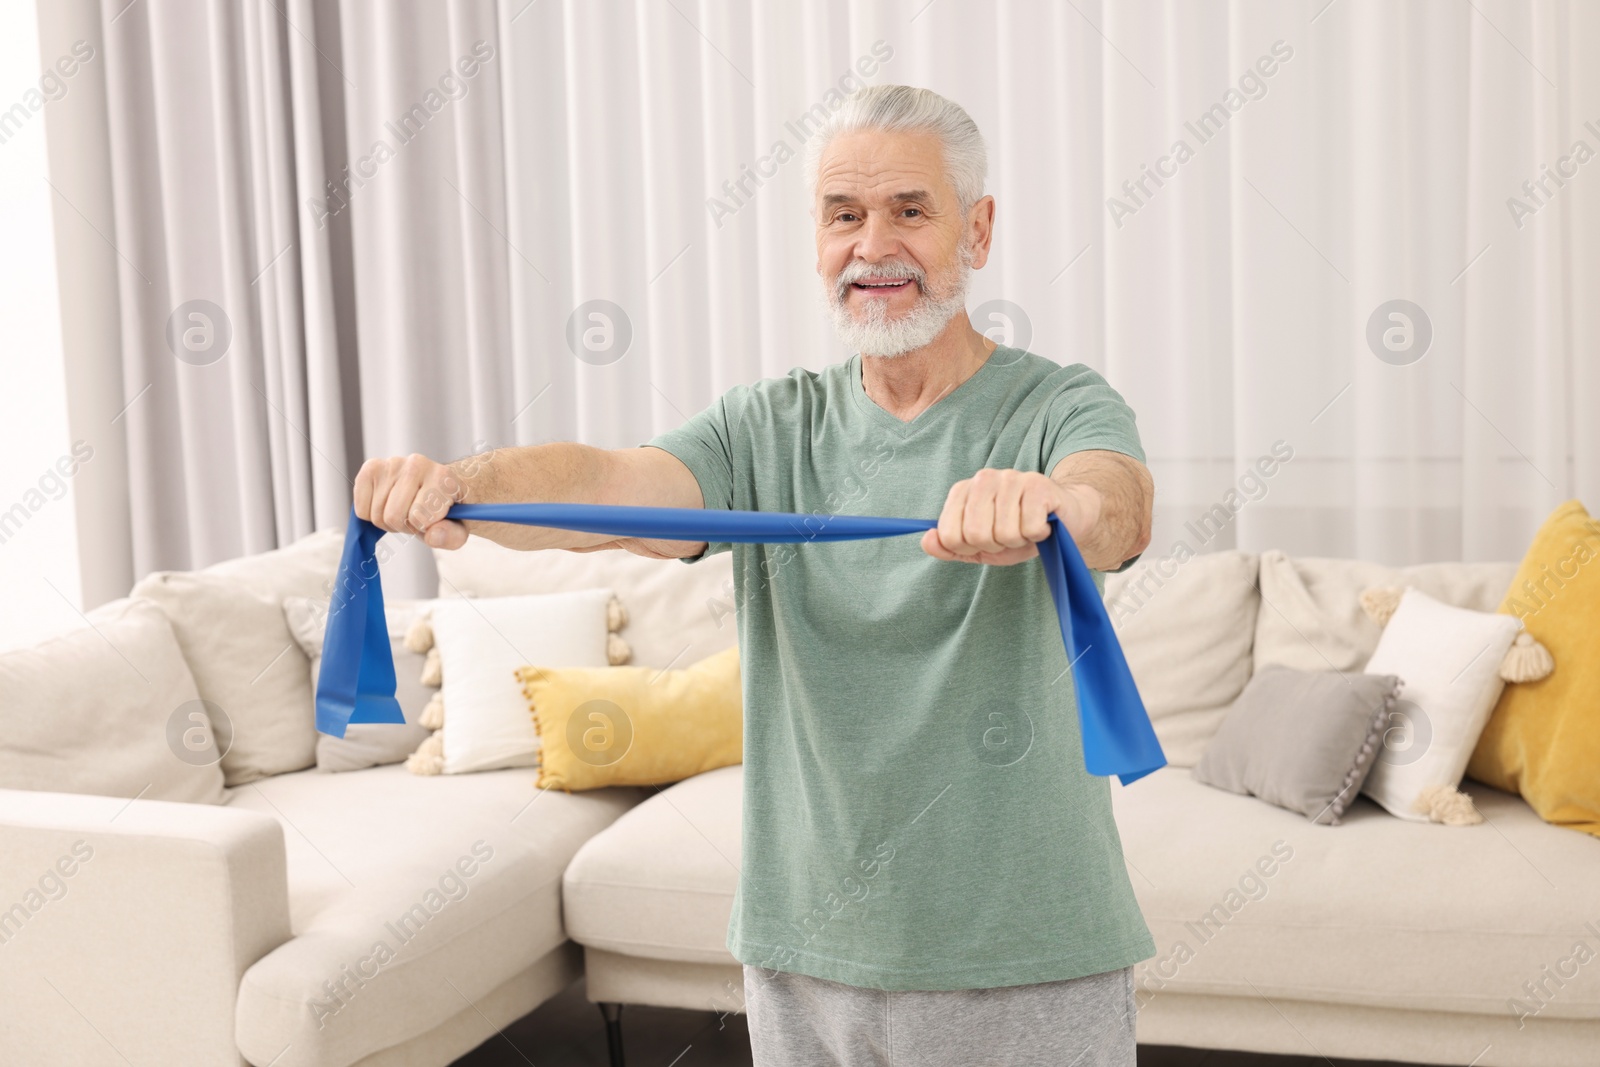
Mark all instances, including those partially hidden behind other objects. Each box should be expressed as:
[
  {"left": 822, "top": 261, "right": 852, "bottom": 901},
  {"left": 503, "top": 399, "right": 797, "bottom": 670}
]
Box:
[{"left": 850, "top": 278, "right": 913, "bottom": 295}]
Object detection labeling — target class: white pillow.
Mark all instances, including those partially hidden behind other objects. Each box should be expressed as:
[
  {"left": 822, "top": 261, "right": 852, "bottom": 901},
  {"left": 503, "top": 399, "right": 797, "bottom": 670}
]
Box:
[
  {"left": 432, "top": 590, "right": 613, "bottom": 774},
  {"left": 1360, "top": 588, "right": 1521, "bottom": 820},
  {"left": 434, "top": 539, "right": 735, "bottom": 669}
]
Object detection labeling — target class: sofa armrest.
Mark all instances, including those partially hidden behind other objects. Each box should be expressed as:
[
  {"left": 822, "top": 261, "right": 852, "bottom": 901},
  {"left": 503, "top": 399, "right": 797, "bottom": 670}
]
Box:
[{"left": 0, "top": 789, "right": 291, "bottom": 1066}]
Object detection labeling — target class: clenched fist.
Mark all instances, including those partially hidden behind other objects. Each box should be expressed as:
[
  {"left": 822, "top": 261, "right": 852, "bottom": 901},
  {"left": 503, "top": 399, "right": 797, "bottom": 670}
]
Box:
[
  {"left": 921, "top": 468, "right": 1099, "bottom": 566},
  {"left": 353, "top": 453, "right": 470, "bottom": 550}
]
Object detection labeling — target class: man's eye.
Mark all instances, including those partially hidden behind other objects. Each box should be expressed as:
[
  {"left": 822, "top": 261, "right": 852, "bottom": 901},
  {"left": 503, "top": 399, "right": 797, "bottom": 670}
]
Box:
[
  {"left": 902, "top": 208, "right": 922, "bottom": 218},
  {"left": 836, "top": 212, "right": 859, "bottom": 223}
]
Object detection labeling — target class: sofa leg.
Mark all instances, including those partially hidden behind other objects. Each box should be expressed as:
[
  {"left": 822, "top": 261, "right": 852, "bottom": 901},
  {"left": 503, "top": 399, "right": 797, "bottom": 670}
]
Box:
[{"left": 598, "top": 1001, "right": 625, "bottom": 1067}]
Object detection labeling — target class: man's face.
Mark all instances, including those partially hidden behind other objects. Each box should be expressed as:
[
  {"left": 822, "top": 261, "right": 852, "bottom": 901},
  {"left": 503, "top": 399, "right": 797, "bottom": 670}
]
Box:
[{"left": 813, "top": 129, "right": 990, "bottom": 357}]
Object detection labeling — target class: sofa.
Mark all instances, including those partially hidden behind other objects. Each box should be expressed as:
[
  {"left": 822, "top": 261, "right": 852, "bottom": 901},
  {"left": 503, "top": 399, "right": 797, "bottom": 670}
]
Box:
[
  {"left": 1, "top": 528, "right": 1596, "bottom": 1067},
  {"left": 555, "top": 547, "right": 1600, "bottom": 1067}
]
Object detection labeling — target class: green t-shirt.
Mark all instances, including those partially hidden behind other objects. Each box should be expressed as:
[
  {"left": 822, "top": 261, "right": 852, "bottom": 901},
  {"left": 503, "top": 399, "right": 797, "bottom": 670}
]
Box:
[{"left": 644, "top": 345, "right": 1156, "bottom": 991}]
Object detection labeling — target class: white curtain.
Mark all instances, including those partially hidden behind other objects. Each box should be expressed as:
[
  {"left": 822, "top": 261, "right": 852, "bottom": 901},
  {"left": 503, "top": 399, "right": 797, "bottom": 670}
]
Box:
[
  {"left": 52, "top": 0, "right": 1599, "bottom": 606},
  {"left": 50, "top": 0, "right": 368, "bottom": 589},
  {"left": 491, "top": 0, "right": 1597, "bottom": 567}
]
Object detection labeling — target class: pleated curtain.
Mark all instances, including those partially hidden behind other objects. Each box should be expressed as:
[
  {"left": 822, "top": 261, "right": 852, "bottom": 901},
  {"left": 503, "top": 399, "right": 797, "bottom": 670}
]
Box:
[{"left": 54, "top": 0, "right": 1599, "bottom": 605}]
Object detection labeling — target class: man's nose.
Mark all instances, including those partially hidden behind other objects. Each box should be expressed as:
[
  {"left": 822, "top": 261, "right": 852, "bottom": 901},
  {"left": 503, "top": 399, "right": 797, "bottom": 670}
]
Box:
[{"left": 852, "top": 211, "right": 901, "bottom": 262}]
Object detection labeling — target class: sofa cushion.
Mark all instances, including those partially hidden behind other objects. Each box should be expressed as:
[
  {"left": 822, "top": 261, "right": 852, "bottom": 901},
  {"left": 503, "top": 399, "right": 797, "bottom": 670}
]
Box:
[
  {"left": 0, "top": 597, "right": 225, "bottom": 804},
  {"left": 1115, "top": 767, "right": 1600, "bottom": 1019},
  {"left": 232, "top": 764, "right": 645, "bottom": 1067},
  {"left": 518, "top": 645, "right": 742, "bottom": 791},
  {"left": 1105, "top": 551, "right": 1260, "bottom": 766},
  {"left": 133, "top": 571, "right": 319, "bottom": 785},
  {"left": 562, "top": 765, "right": 742, "bottom": 964},
  {"left": 564, "top": 764, "right": 1600, "bottom": 1023},
  {"left": 434, "top": 538, "right": 736, "bottom": 670},
  {"left": 1253, "top": 551, "right": 1518, "bottom": 676},
  {"left": 131, "top": 528, "right": 347, "bottom": 786}
]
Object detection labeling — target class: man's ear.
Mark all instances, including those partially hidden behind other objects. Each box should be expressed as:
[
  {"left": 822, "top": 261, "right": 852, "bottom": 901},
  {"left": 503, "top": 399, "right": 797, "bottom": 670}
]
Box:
[{"left": 960, "top": 195, "right": 996, "bottom": 272}]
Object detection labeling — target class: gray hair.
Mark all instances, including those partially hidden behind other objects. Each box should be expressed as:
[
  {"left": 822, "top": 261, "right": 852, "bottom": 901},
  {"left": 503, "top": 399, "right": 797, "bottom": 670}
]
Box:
[{"left": 803, "top": 85, "right": 988, "bottom": 216}]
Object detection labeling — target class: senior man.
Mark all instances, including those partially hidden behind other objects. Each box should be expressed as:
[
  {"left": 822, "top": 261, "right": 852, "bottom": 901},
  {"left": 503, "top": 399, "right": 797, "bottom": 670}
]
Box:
[{"left": 357, "top": 84, "right": 1156, "bottom": 1066}]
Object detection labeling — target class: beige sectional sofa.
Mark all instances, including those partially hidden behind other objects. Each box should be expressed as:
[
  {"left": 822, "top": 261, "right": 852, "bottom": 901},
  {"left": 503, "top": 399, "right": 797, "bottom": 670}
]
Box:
[{"left": 2, "top": 529, "right": 1597, "bottom": 1067}]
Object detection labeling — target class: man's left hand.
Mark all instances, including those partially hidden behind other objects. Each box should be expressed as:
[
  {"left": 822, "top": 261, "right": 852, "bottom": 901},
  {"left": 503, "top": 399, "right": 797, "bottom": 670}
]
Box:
[{"left": 921, "top": 469, "right": 1100, "bottom": 566}]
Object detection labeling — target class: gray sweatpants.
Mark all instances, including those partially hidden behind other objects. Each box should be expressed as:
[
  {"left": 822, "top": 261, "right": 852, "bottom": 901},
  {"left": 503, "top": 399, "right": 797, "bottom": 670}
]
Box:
[{"left": 742, "top": 963, "right": 1136, "bottom": 1066}]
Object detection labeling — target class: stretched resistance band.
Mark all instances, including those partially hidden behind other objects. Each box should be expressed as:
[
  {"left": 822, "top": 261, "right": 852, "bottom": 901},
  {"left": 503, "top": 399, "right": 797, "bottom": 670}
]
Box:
[{"left": 316, "top": 502, "right": 1167, "bottom": 785}]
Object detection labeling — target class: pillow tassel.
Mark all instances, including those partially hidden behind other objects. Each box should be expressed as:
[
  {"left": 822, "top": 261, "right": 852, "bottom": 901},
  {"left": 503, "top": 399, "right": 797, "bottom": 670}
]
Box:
[
  {"left": 1499, "top": 631, "right": 1554, "bottom": 683},
  {"left": 606, "top": 595, "right": 629, "bottom": 632},
  {"left": 405, "top": 730, "right": 444, "bottom": 775},
  {"left": 419, "top": 691, "right": 445, "bottom": 731},
  {"left": 1325, "top": 683, "right": 1397, "bottom": 825},
  {"left": 404, "top": 611, "right": 435, "bottom": 654},
  {"left": 420, "top": 646, "right": 442, "bottom": 687},
  {"left": 607, "top": 633, "right": 632, "bottom": 665},
  {"left": 1359, "top": 586, "right": 1404, "bottom": 627},
  {"left": 1411, "top": 783, "right": 1483, "bottom": 826}
]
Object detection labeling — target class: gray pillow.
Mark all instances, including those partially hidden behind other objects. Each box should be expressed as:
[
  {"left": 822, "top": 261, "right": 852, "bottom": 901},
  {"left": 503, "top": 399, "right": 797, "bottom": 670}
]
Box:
[
  {"left": 1193, "top": 666, "right": 1398, "bottom": 825},
  {"left": 283, "top": 596, "right": 435, "bottom": 772}
]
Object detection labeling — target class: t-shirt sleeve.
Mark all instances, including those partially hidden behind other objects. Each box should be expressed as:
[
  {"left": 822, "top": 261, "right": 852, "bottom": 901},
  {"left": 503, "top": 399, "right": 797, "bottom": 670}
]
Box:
[
  {"left": 642, "top": 391, "right": 738, "bottom": 562},
  {"left": 1042, "top": 366, "right": 1148, "bottom": 575},
  {"left": 1042, "top": 365, "right": 1146, "bottom": 473}
]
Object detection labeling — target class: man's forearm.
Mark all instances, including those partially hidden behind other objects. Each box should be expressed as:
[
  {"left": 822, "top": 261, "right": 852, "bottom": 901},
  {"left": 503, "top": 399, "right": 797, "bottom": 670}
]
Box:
[
  {"left": 441, "top": 442, "right": 708, "bottom": 558},
  {"left": 1049, "top": 450, "right": 1154, "bottom": 571},
  {"left": 443, "top": 443, "right": 619, "bottom": 551}
]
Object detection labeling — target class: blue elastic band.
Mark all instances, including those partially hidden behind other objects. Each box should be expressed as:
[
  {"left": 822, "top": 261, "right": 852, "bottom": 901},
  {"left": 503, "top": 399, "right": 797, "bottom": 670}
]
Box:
[{"left": 316, "top": 502, "right": 1166, "bottom": 785}]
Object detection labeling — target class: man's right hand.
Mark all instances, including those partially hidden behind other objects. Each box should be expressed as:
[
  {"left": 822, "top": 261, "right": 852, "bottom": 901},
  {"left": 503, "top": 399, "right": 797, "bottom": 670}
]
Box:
[
  {"left": 353, "top": 444, "right": 708, "bottom": 556},
  {"left": 353, "top": 453, "right": 469, "bottom": 550}
]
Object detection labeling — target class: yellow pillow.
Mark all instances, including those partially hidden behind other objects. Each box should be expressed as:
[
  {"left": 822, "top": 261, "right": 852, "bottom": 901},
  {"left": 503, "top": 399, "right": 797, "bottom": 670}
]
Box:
[
  {"left": 1468, "top": 500, "right": 1600, "bottom": 837},
  {"left": 516, "top": 645, "right": 741, "bottom": 791}
]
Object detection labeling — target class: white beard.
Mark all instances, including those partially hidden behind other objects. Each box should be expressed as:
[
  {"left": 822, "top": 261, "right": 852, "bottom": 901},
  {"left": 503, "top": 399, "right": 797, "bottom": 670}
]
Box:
[{"left": 820, "top": 243, "right": 975, "bottom": 359}]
